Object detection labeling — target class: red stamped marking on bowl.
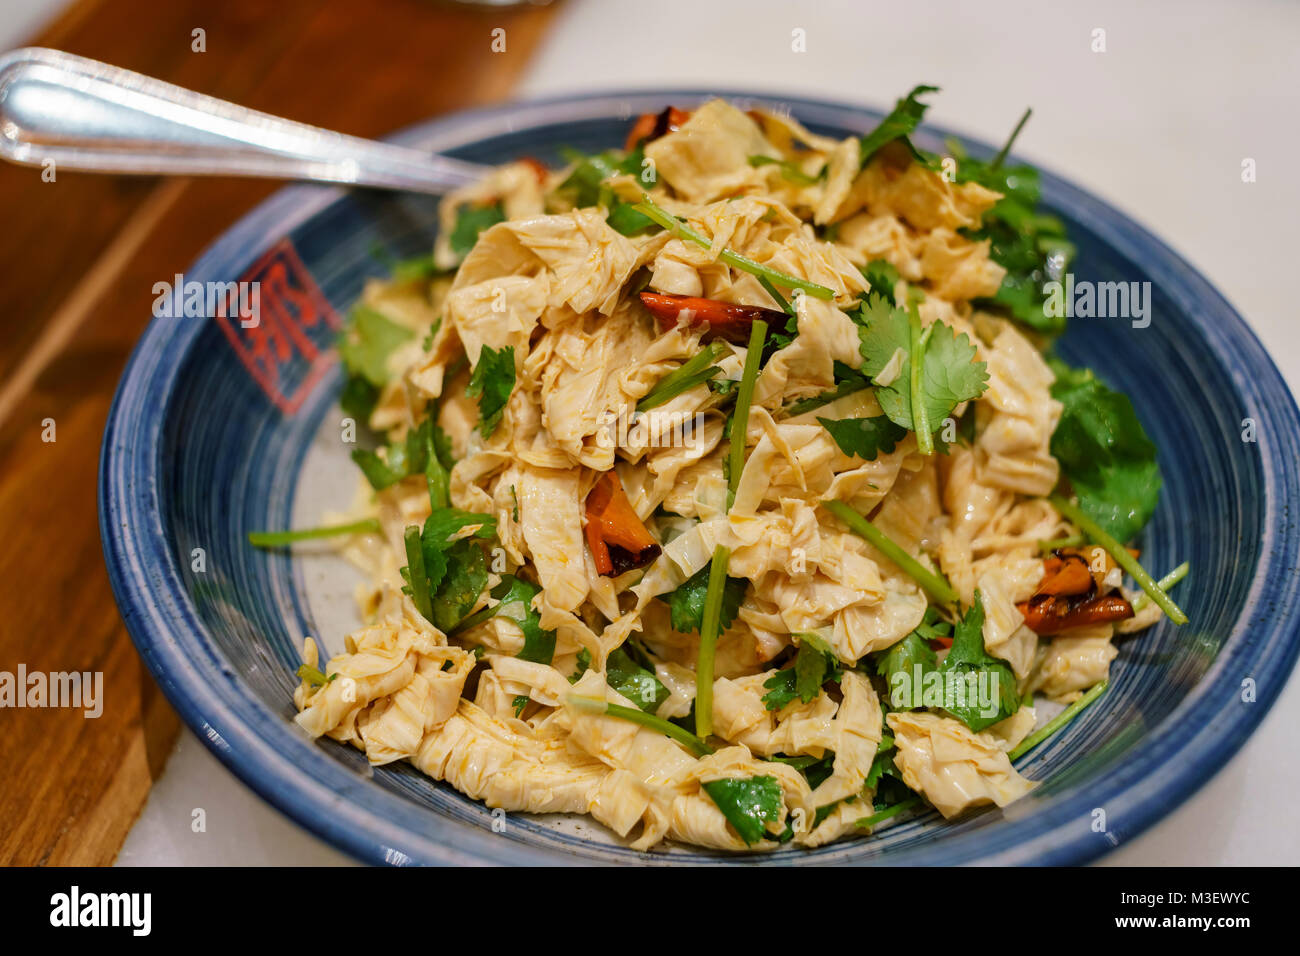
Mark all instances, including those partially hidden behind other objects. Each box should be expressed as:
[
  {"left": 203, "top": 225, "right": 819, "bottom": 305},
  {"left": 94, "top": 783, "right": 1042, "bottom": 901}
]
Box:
[{"left": 214, "top": 238, "right": 343, "bottom": 415}]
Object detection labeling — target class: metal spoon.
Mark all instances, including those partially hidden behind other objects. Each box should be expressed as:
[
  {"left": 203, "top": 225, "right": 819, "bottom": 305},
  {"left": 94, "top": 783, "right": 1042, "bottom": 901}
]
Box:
[{"left": 0, "top": 46, "right": 488, "bottom": 193}]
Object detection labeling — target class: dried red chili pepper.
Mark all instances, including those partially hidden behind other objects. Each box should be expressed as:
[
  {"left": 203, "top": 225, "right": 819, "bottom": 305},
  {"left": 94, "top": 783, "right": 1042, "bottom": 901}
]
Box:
[
  {"left": 638, "top": 292, "right": 787, "bottom": 344},
  {"left": 584, "top": 470, "right": 661, "bottom": 576}
]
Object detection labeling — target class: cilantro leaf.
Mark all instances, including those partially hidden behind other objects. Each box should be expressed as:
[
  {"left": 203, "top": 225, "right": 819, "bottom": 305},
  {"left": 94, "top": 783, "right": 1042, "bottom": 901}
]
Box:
[
  {"left": 490, "top": 574, "right": 557, "bottom": 665},
  {"left": 859, "top": 85, "right": 939, "bottom": 167},
  {"left": 431, "top": 539, "right": 488, "bottom": 633},
  {"left": 339, "top": 374, "right": 380, "bottom": 423},
  {"left": 1049, "top": 362, "right": 1161, "bottom": 543},
  {"left": 606, "top": 647, "right": 670, "bottom": 713},
  {"left": 950, "top": 137, "right": 1075, "bottom": 334},
  {"left": 855, "top": 293, "right": 988, "bottom": 435},
  {"left": 339, "top": 306, "right": 413, "bottom": 387},
  {"left": 768, "top": 752, "right": 836, "bottom": 790},
  {"left": 865, "top": 747, "right": 913, "bottom": 809},
  {"left": 875, "top": 630, "right": 939, "bottom": 709},
  {"left": 664, "top": 564, "right": 747, "bottom": 634},
  {"left": 352, "top": 418, "right": 448, "bottom": 492},
  {"left": 861, "top": 259, "right": 901, "bottom": 306},
  {"left": 759, "top": 668, "right": 797, "bottom": 711},
  {"left": 702, "top": 776, "right": 784, "bottom": 846},
  {"left": 936, "top": 591, "right": 1021, "bottom": 732},
  {"left": 466, "top": 345, "right": 516, "bottom": 437},
  {"left": 761, "top": 633, "right": 843, "bottom": 710},
  {"left": 568, "top": 647, "right": 593, "bottom": 683},
  {"left": 420, "top": 507, "right": 497, "bottom": 595},
  {"left": 818, "top": 414, "right": 908, "bottom": 461},
  {"left": 449, "top": 202, "right": 505, "bottom": 259},
  {"left": 397, "top": 505, "right": 497, "bottom": 629},
  {"left": 795, "top": 633, "right": 843, "bottom": 700},
  {"left": 558, "top": 146, "right": 658, "bottom": 235}
]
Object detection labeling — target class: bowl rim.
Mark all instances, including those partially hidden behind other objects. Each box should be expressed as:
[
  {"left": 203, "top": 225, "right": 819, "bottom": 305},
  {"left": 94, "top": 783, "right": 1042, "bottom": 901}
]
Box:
[{"left": 100, "top": 88, "right": 1300, "bottom": 866}]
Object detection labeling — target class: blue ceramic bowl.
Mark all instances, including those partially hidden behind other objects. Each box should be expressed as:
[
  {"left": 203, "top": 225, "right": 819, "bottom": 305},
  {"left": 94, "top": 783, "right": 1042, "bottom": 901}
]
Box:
[{"left": 100, "top": 91, "right": 1300, "bottom": 865}]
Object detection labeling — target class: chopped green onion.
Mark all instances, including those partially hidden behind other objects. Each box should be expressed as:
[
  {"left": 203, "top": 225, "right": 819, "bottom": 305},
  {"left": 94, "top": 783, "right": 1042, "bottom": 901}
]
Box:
[
  {"left": 757, "top": 274, "right": 794, "bottom": 315},
  {"left": 693, "top": 545, "right": 733, "bottom": 738},
  {"left": 637, "top": 341, "right": 727, "bottom": 412},
  {"left": 1130, "top": 561, "right": 1190, "bottom": 613},
  {"left": 1008, "top": 679, "right": 1108, "bottom": 760},
  {"left": 248, "top": 518, "right": 381, "bottom": 547},
  {"left": 822, "top": 500, "right": 958, "bottom": 605},
  {"left": 856, "top": 796, "right": 920, "bottom": 830},
  {"left": 568, "top": 696, "right": 714, "bottom": 757},
  {"left": 727, "top": 319, "right": 768, "bottom": 508},
  {"left": 1049, "top": 496, "right": 1188, "bottom": 626},
  {"left": 1038, "top": 534, "right": 1085, "bottom": 553},
  {"left": 632, "top": 194, "right": 835, "bottom": 299}
]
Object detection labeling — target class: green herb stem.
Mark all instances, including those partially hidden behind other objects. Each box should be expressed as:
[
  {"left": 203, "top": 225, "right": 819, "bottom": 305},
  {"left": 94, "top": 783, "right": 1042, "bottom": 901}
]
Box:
[
  {"left": 295, "top": 663, "right": 335, "bottom": 687},
  {"left": 856, "top": 796, "right": 920, "bottom": 830},
  {"left": 638, "top": 341, "right": 727, "bottom": 412},
  {"left": 991, "top": 107, "right": 1032, "bottom": 170},
  {"left": 447, "top": 601, "right": 498, "bottom": 637},
  {"left": 823, "top": 500, "right": 957, "bottom": 605},
  {"left": 1008, "top": 679, "right": 1108, "bottom": 760},
  {"left": 694, "top": 545, "right": 733, "bottom": 738},
  {"left": 1037, "top": 534, "right": 1085, "bottom": 553},
  {"left": 567, "top": 696, "right": 714, "bottom": 757},
  {"left": 1049, "top": 495, "right": 1188, "bottom": 625},
  {"left": 909, "top": 302, "right": 933, "bottom": 454},
  {"left": 728, "top": 319, "right": 768, "bottom": 507},
  {"left": 632, "top": 194, "right": 835, "bottom": 299},
  {"left": 757, "top": 274, "right": 794, "bottom": 315},
  {"left": 1130, "top": 561, "right": 1190, "bottom": 612},
  {"left": 248, "top": 518, "right": 382, "bottom": 547},
  {"left": 402, "top": 525, "right": 433, "bottom": 621}
]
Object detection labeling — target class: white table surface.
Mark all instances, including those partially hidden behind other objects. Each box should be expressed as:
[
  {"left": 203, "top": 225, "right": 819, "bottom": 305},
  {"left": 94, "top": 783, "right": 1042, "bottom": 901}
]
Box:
[{"left": 116, "top": 0, "right": 1300, "bottom": 866}]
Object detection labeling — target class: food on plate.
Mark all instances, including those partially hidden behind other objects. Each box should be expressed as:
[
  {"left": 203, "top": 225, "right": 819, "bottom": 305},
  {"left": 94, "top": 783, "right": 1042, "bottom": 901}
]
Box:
[{"left": 255, "top": 87, "right": 1189, "bottom": 851}]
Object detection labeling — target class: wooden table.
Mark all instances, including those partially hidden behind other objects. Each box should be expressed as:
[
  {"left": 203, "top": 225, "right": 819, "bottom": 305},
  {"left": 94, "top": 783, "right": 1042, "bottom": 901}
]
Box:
[{"left": 0, "top": 0, "right": 561, "bottom": 866}]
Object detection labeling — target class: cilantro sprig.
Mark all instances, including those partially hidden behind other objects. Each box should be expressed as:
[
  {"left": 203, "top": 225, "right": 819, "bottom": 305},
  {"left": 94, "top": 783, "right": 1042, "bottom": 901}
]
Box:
[
  {"left": 467, "top": 344, "right": 516, "bottom": 438},
  {"left": 449, "top": 202, "right": 505, "bottom": 259},
  {"left": 854, "top": 292, "right": 988, "bottom": 455},
  {"left": 398, "top": 506, "right": 498, "bottom": 631},
  {"left": 761, "top": 633, "right": 844, "bottom": 710},
  {"left": 859, "top": 85, "right": 939, "bottom": 168},
  {"left": 934, "top": 592, "right": 1020, "bottom": 731}
]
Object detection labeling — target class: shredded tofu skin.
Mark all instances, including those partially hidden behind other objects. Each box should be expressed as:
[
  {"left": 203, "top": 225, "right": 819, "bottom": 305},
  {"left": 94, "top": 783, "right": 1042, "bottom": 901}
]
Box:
[{"left": 286, "top": 98, "right": 1175, "bottom": 853}]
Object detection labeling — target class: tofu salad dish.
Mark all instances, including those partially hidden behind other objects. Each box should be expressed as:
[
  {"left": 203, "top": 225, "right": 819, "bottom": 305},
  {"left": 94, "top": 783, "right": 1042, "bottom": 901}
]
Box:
[{"left": 251, "top": 87, "right": 1190, "bottom": 852}]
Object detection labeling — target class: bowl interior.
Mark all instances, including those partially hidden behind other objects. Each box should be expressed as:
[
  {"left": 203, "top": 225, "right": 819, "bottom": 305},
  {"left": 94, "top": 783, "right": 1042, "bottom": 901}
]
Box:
[{"left": 108, "top": 92, "right": 1299, "bottom": 865}]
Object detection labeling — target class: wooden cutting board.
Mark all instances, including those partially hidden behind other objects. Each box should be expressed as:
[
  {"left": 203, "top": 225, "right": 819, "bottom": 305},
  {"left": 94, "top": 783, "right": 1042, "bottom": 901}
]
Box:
[{"left": 0, "top": 0, "right": 562, "bottom": 866}]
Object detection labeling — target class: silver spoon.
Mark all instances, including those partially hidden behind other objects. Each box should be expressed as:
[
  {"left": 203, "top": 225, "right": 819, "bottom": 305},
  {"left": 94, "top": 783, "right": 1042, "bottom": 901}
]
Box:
[{"left": 0, "top": 47, "right": 488, "bottom": 193}]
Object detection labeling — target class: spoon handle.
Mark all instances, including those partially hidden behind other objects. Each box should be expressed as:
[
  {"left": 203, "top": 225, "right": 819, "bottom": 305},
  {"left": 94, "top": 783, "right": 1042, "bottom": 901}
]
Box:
[{"left": 0, "top": 47, "right": 487, "bottom": 194}]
